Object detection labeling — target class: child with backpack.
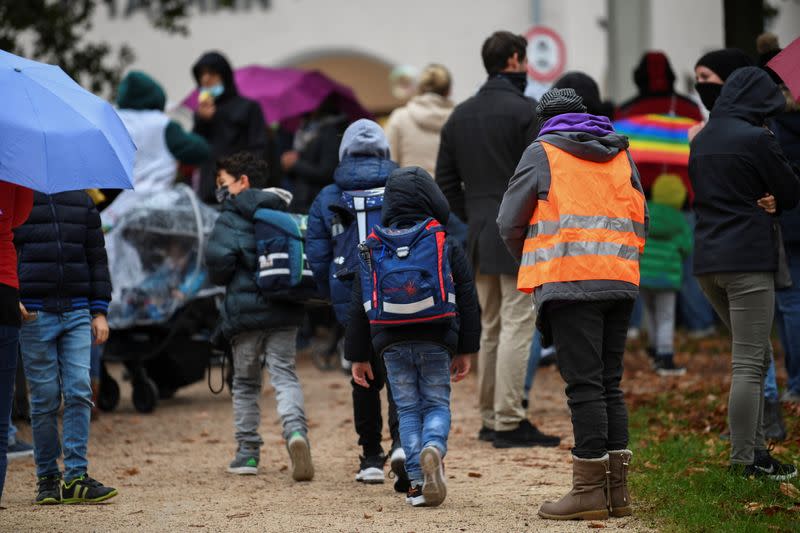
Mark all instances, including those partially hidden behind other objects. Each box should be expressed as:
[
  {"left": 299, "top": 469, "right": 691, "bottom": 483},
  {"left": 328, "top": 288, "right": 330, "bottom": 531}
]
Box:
[
  {"left": 639, "top": 174, "right": 692, "bottom": 376},
  {"left": 346, "top": 167, "right": 481, "bottom": 507},
  {"left": 14, "top": 191, "right": 116, "bottom": 505},
  {"left": 206, "top": 152, "right": 314, "bottom": 481},
  {"left": 306, "top": 119, "right": 407, "bottom": 489}
]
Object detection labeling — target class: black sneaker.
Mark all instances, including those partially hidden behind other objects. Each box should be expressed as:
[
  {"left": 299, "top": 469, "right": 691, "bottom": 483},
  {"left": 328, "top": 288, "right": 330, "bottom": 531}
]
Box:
[
  {"left": 35, "top": 475, "right": 62, "bottom": 505},
  {"left": 406, "top": 483, "right": 426, "bottom": 507},
  {"left": 355, "top": 453, "right": 385, "bottom": 484},
  {"left": 389, "top": 447, "right": 410, "bottom": 493},
  {"left": 61, "top": 475, "right": 118, "bottom": 504},
  {"left": 751, "top": 449, "right": 797, "bottom": 481},
  {"left": 654, "top": 356, "right": 686, "bottom": 377},
  {"left": 477, "top": 426, "right": 496, "bottom": 442},
  {"left": 493, "top": 420, "right": 560, "bottom": 448}
]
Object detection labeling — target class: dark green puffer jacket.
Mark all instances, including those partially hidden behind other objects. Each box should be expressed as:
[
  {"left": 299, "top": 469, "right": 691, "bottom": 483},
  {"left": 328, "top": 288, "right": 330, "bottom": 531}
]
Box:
[
  {"left": 639, "top": 202, "right": 692, "bottom": 290},
  {"left": 206, "top": 188, "right": 304, "bottom": 338}
]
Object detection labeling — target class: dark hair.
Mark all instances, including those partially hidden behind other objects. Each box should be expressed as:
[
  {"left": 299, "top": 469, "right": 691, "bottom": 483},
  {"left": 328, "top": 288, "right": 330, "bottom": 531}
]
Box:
[
  {"left": 216, "top": 152, "right": 268, "bottom": 188},
  {"left": 481, "top": 31, "right": 528, "bottom": 75}
]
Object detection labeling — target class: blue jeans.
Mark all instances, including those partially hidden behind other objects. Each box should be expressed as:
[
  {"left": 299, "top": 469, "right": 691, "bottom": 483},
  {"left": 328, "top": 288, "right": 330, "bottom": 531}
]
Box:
[
  {"left": 678, "top": 213, "right": 715, "bottom": 332},
  {"left": 524, "top": 329, "right": 542, "bottom": 399},
  {"left": 382, "top": 342, "right": 451, "bottom": 484},
  {"left": 765, "top": 358, "right": 779, "bottom": 401},
  {"left": 90, "top": 343, "right": 103, "bottom": 381},
  {"left": 775, "top": 248, "right": 800, "bottom": 395},
  {"left": 0, "top": 325, "right": 19, "bottom": 503},
  {"left": 20, "top": 310, "right": 93, "bottom": 480}
]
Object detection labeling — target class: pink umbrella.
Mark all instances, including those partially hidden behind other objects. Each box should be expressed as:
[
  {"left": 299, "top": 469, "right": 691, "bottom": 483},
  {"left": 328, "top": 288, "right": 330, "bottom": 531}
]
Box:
[
  {"left": 768, "top": 36, "right": 800, "bottom": 101},
  {"left": 182, "top": 65, "right": 372, "bottom": 132}
]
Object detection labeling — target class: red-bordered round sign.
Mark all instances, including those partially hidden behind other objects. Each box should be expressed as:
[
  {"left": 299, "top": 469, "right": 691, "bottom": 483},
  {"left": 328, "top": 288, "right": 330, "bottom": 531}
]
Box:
[{"left": 525, "top": 26, "right": 566, "bottom": 82}]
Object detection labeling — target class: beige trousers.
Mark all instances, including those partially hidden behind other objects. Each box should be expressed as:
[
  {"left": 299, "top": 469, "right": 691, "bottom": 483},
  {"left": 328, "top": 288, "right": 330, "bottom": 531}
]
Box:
[{"left": 475, "top": 272, "right": 534, "bottom": 431}]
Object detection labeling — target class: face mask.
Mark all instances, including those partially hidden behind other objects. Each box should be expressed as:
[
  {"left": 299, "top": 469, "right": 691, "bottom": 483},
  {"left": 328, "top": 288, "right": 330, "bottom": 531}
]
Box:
[
  {"left": 204, "top": 83, "right": 225, "bottom": 99},
  {"left": 215, "top": 185, "right": 231, "bottom": 204},
  {"left": 695, "top": 82, "right": 723, "bottom": 112}
]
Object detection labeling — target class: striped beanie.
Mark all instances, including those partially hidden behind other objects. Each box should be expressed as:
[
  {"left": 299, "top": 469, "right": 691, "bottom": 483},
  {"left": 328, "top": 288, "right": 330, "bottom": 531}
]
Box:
[{"left": 536, "top": 88, "right": 587, "bottom": 121}]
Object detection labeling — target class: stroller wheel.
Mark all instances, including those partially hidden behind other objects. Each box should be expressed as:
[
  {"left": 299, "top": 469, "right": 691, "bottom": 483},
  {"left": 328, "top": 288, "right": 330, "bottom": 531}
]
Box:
[
  {"left": 132, "top": 376, "right": 159, "bottom": 414},
  {"left": 97, "top": 375, "right": 121, "bottom": 412}
]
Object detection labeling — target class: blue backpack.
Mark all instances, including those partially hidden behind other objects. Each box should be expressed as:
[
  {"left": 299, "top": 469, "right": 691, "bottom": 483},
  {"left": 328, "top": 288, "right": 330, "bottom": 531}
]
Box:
[
  {"left": 328, "top": 188, "right": 385, "bottom": 283},
  {"left": 253, "top": 209, "right": 322, "bottom": 304},
  {"left": 359, "top": 217, "right": 457, "bottom": 326}
]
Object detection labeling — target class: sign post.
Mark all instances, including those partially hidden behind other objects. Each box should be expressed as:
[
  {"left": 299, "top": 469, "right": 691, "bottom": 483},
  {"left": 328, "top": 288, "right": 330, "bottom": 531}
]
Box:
[{"left": 525, "top": 26, "right": 567, "bottom": 83}]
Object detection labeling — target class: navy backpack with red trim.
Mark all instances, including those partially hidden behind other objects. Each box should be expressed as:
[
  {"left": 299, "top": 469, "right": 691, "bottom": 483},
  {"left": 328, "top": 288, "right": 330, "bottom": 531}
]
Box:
[{"left": 358, "top": 217, "right": 457, "bottom": 326}]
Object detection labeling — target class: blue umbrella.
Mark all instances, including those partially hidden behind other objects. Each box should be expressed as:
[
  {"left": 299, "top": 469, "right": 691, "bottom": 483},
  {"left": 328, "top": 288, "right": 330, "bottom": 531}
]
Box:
[{"left": 0, "top": 50, "right": 135, "bottom": 194}]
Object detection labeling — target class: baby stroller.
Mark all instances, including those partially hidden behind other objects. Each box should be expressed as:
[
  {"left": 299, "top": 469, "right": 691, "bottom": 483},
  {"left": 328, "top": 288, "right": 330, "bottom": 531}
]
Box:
[{"left": 99, "top": 185, "right": 224, "bottom": 413}]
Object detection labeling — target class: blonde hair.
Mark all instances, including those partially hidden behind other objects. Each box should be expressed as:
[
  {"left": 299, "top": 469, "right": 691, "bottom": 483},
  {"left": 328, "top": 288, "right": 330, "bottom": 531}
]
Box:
[{"left": 417, "top": 64, "right": 452, "bottom": 97}]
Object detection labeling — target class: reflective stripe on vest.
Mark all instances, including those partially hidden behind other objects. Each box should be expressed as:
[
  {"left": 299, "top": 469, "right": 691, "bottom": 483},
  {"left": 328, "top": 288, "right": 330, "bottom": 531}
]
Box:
[{"left": 517, "top": 141, "right": 646, "bottom": 293}]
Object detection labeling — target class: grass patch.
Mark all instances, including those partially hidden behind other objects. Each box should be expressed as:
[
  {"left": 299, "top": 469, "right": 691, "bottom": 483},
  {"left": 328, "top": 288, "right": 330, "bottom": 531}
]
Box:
[{"left": 629, "top": 395, "right": 800, "bottom": 532}]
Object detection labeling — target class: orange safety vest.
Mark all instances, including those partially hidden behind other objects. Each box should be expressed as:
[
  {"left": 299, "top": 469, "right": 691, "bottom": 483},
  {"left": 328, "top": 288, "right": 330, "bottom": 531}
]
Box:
[{"left": 517, "top": 142, "right": 646, "bottom": 293}]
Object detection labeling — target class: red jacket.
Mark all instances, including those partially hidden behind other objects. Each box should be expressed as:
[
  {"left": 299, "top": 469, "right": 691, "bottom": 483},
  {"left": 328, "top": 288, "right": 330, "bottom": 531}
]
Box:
[{"left": 0, "top": 182, "right": 33, "bottom": 289}]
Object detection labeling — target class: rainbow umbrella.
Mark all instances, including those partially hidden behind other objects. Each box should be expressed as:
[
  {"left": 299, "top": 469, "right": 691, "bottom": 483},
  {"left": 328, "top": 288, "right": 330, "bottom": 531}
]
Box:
[{"left": 614, "top": 114, "right": 699, "bottom": 167}]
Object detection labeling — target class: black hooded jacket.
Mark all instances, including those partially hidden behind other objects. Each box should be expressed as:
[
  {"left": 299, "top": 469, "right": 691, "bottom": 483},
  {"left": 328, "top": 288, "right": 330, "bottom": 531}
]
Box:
[
  {"left": 192, "top": 52, "right": 269, "bottom": 203},
  {"left": 344, "top": 167, "right": 481, "bottom": 361},
  {"left": 690, "top": 67, "right": 800, "bottom": 275}
]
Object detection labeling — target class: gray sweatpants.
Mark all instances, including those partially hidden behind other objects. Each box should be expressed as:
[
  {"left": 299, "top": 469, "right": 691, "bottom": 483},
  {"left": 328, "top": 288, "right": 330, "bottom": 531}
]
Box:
[
  {"left": 231, "top": 327, "right": 307, "bottom": 450},
  {"left": 697, "top": 272, "right": 773, "bottom": 464},
  {"left": 641, "top": 289, "right": 677, "bottom": 356}
]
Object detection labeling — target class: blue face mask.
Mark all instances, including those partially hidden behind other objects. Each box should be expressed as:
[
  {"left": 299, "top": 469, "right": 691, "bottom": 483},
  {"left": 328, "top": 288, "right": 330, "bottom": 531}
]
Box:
[{"left": 206, "top": 83, "right": 225, "bottom": 99}]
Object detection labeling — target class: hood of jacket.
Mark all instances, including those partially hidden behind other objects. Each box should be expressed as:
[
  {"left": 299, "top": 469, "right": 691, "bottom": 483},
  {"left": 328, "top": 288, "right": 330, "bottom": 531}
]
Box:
[
  {"left": 381, "top": 166, "right": 450, "bottom": 226},
  {"left": 553, "top": 72, "right": 604, "bottom": 117},
  {"left": 333, "top": 156, "right": 398, "bottom": 191},
  {"left": 405, "top": 93, "right": 454, "bottom": 133},
  {"left": 116, "top": 71, "right": 166, "bottom": 111},
  {"left": 538, "top": 113, "right": 629, "bottom": 162},
  {"left": 225, "top": 188, "right": 286, "bottom": 220},
  {"left": 711, "top": 67, "right": 785, "bottom": 125},
  {"left": 634, "top": 51, "right": 676, "bottom": 95},
  {"left": 192, "top": 51, "right": 238, "bottom": 97},
  {"left": 339, "top": 119, "right": 390, "bottom": 160}
]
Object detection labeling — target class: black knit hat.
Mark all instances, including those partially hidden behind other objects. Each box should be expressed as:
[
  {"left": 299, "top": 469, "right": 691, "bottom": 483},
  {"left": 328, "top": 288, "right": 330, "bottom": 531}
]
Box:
[
  {"left": 695, "top": 48, "right": 754, "bottom": 82},
  {"left": 536, "top": 88, "right": 587, "bottom": 121}
]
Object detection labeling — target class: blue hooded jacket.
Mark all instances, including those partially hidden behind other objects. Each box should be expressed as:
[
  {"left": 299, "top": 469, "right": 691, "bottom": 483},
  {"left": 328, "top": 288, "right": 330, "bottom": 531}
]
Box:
[{"left": 306, "top": 120, "right": 398, "bottom": 322}]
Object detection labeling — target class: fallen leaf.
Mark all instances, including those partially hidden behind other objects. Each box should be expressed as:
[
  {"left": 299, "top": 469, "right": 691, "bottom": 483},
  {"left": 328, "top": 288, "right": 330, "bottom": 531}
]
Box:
[
  {"left": 588, "top": 523, "right": 606, "bottom": 529},
  {"left": 280, "top": 465, "right": 288, "bottom": 472},
  {"left": 376, "top": 506, "right": 383, "bottom": 512},
  {"left": 128, "top": 510, "right": 144, "bottom": 515},
  {"left": 123, "top": 467, "right": 140, "bottom": 476},
  {"left": 226, "top": 513, "right": 251, "bottom": 519},
  {"left": 745, "top": 502, "right": 764, "bottom": 514},
  {"left": 643, "top": 461, "right": 658, "bottom": 470},
  {"left": 762, "top": 505, "right": 786, "bottom": 516},
  {"left": 780, "top": 482, "right": 800, "bottom": 500},
  {"left": 467, "top": 472, "right": 482, "bottom": 478},
  {"left": 686, "top": 467, "right": 709, "bottom": 474},
  {"left": 364, "top": 513, "right": 373, "bottom": 519}
]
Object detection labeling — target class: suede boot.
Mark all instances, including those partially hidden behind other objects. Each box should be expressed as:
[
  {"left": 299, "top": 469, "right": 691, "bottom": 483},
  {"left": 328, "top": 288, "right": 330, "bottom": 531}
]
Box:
[
  {"left": 538, "top": 454, "right": 610, "bottom": 520},
  {"left": 608, "top": 450, "right": 633, "bottom": 517}
]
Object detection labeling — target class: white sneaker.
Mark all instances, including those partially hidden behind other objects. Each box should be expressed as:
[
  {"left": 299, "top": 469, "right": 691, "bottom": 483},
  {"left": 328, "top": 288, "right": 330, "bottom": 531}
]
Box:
[
  {"left": 355, "top": 454, "right": 385, "bottom": 483},
  {"left": 420, "top": 446, "right": 447, "bottom": 507}
]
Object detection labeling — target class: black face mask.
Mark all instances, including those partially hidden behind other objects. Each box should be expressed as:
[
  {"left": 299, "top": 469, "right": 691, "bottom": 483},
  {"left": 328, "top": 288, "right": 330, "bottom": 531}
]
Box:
[
  {"left": 495, "top": 71, "right": 528, "bottom": 94},
  {"left": 215, "top": 185, "right": 231, "bottom": 204},
  {"left": 695, "top": 82, "right": 723, "bottom": 112}
]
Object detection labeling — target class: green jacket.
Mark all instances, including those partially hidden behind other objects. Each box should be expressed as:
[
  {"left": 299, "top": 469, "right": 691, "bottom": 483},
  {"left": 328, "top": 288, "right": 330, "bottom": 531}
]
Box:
[
  {"left": 640, "top": 202, "right": 692, "bottom": 290},
  {"left": 206, "top": 188, "right": 304, "bottom": 339}
]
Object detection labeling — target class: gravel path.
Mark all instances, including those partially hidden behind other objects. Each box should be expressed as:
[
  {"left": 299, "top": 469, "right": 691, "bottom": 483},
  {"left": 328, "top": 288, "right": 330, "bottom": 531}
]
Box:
[{"left": 3, "top": 356, "right": 653, "bottom": 532}]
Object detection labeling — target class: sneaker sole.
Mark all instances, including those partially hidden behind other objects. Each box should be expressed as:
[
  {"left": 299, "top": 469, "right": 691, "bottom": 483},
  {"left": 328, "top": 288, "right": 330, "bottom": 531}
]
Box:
[
  {"left": 766, "top": 470, "right": 798, "bottom": 482},
  {"left": 355, "top": 467, "right": 385, "bottom": 484},
  {"left": 7, "top": 450, "right": 34, "bottom": 460},
  {"left": 62, "top": 489, "right": 118, "bottom": 505},
  {"left": 288, "top": 437, "right": 314, "bottom": 482},
  {"left": 34, "top": 497, "right": 61, "bottom": 505},
  {"left": 390, "top": 453, "right": 406, "bottom": 479},
  {"left": 406, "top": 494, "right": 427, "bottom": 507},
  {"left": 227, "top": 466, "right": 258, "bottom": 475},
  {"left": 421, "top": 447, "right": 446, "bottom": 507}
]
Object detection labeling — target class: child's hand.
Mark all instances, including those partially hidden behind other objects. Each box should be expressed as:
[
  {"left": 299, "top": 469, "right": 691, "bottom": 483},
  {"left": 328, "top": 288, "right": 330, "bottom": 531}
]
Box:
[
  {"left": 758, "top": 194, "right": 777, "bottom": 214},
  {"left": 351, "top": 362, "right": 374, "bottom": 388},
  {"left": 92, "top": 315, "right": 109, "bottom": 345},
  {"left": 19, "top": 302, "right": 33, "bottom": 322},
  {"left": 451, "top": 354, "right": 473, "bottom": 382},
  {"left": 687, "top": 121, "right": 705, "bottom": 143}
]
